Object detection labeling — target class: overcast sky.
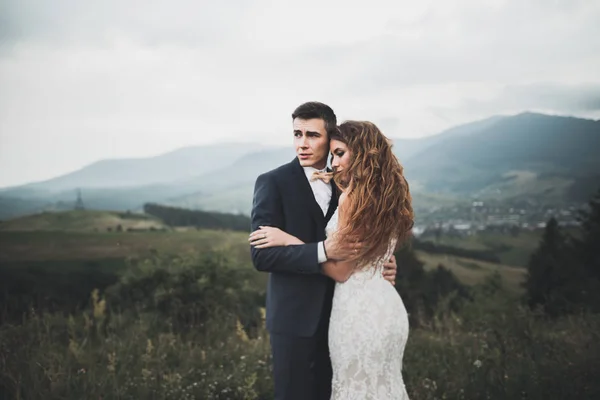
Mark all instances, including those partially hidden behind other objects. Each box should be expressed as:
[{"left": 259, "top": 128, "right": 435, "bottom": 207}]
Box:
[{"left": 1, "top": 0, "right": 599, "bottom": 187}]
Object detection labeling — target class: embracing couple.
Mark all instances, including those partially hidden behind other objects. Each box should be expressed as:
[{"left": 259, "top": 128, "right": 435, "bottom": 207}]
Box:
[{"left": 249, "top": 101, "right": 413, "bottom": 400}]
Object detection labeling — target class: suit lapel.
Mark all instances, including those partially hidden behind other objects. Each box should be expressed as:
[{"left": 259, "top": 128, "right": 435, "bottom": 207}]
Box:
[{"left": 291, "top": 158, "right": 326, "bottom": 226}]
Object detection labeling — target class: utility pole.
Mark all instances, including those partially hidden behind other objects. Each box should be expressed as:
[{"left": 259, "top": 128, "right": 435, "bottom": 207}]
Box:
[{"left": 75, "top": 188, "right": 85, "bottom": 210}]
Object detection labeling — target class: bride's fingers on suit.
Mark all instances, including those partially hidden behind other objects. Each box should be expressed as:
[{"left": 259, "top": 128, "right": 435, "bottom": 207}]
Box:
[
  {"left": 249, "top": 234, "right": 268, "bottom": 243},
  {"left": 248, "top": 233, "right": 266, "bottom": 244},
  {"left": 248, "top": 230, "right": 267, "bottom": 242},
  {"left": 254, "top": 238, "right": 274, "bottom": 248},
  {"left": 250, "top": 239, "right": 270, "bottom": 247}
]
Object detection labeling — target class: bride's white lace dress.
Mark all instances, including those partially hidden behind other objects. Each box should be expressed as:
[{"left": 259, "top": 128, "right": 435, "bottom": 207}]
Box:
[{"left": 326, "top": 208, "right": 410, "bottom": 400}]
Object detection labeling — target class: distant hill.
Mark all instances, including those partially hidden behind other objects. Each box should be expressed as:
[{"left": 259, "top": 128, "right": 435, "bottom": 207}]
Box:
[
  {"left": 0, "top": 196, "right": 52, "bottom": 219},
  {"left": 392, "top": 115, "right": 507, "bottom": 162},
  {"left": 1, "top": 112, "right": 598, "bottom": 219},
  {"left": 1, "top": 143, "right": 266, "bottom": 193},
  {"left": 404, "top": 112, "right": 600, "bottom": 202},
  {"left": 168, "top": 113, "right": 600, "bottom": 212},
  {"left": 0, "top": 210, "right": 167, "bottom": 232},
  {"left": 0, "top": 143, "right": 272, "bottom": 219},
  {"left": 163, "top": 147, "right": 296, "bottom": 212}
]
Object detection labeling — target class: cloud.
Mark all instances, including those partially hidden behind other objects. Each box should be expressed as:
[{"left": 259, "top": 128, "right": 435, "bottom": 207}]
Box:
[
  {"left": 0, "top": 0, "right": 599, "bottom": 187},
  {"left": 1, "top": 0, "right": 251, "bottom": 47},
  {"left": 441, "top": 83, "right": 600, "bottom": 119},
  {"left": 311, "top": 0, "right": 600, "bottom": 92}
]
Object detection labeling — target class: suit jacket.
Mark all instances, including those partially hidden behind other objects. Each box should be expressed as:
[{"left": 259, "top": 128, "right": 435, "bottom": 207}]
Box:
[{"left": 250, "top": 158, "right": 339, "bottom": 337}]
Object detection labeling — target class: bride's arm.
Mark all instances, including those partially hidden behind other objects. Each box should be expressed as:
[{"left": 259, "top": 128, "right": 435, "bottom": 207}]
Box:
[
  {"left": 250, "top": 226, "right": 360, "bottom": 261},
  {"left": 322, "top": 192, "right": 355, "bottom": 284},
  {"left": 320, "top": 190, "right": 356, "bottom": 282},
  {"left": 250, "top": 188, "right": 351, "bottom": 250},
  {"left": 249, "top": 226, "right": 356, "bottom": 282},
  {"left": 249, "top": 226, "right": 304, "bottom": 248},
  {"left": 249, "top": 190, "right": 359, "bottom": 283}
]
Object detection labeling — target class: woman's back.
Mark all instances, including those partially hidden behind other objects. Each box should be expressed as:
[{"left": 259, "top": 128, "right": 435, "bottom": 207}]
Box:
[{"left": 326, "top": 207, "right": 410, "bottom": 400}]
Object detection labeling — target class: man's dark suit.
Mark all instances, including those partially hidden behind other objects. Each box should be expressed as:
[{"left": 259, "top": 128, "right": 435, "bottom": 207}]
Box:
[{"left": 251, "top": 158, "right": 339, "bottom": 400}]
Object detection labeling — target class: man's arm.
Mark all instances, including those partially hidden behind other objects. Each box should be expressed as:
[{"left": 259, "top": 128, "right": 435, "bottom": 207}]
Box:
[
  {"left": 321, "top": 259, "right": 354, "bottom": 283},
  {"left": 250, "top": 173, "right": 322, "bottom": 274}
]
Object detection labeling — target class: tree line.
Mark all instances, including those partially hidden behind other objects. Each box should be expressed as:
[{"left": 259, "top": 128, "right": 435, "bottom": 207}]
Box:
[
  {"left": 524, "top": 187, "right": 600, "bottom": 316},
  {"left": 143, "top": 202, "right": 250, "bottom": 231}
]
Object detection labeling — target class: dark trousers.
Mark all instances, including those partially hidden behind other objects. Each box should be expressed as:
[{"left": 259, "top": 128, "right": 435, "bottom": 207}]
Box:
[{"left": 269, "top": 316, "right": 332, "bottom": 400}]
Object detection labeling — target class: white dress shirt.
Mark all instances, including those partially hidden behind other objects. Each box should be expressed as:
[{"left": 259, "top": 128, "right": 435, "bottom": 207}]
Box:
[{"left": 302, "top": 166, "right": 332, "bottom": 264}]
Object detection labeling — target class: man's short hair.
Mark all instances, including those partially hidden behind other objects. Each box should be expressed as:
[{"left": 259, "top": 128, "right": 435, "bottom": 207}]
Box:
[{"left": 292, "top": 102, "right": 337, "bottom": 138}]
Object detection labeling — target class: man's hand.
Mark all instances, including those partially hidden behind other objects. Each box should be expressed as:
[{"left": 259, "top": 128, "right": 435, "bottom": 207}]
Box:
[
  {"left": 324, "top": 234, "right": 362, "bottom": 261},
  {"left": 382, "top": 255, "right": 397, "bottom": 285}
]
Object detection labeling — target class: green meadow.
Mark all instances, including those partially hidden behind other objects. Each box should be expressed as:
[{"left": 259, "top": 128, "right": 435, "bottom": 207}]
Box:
[{"left": 0, "top": 210, "right": 598, "bottom": 399}]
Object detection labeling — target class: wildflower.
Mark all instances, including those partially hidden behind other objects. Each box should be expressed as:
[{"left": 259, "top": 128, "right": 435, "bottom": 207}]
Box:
[
  {"left": 107, "top": 352, "right": 117, "bottom": 373},
  {"left": 236, "top": 319, "right": 250, "bottom": 342},
  {"left": 473, "top": 359, "right": 482, "bottom": 368},
  {"left": 146, "top": 339, "right": 154, "bottom": 354},
  {"left": 91, "top": 289, "right": 106, "bottom": 319},
  {"left": 422, "top": 378, "right": 436, "bottom": 390}
]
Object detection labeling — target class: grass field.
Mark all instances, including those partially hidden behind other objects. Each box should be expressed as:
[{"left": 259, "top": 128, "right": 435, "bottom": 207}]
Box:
[
  {"left": 0, "top": 230, "right": 528, "bottom": 294},
  {"left": 0, "top": 229, "right": 250, "bottom": 262},
  {"left": 0, "top": 227, "right": 265, "bottom": 326},
  {"left": 416, "top": 251, "right": 526, "bottom": 292},
  {"left": 420, "top": 230, "right": 544, "bottom": 267},
  {"left": 0, "top": 210, "right": 539, "bottom": 292},
  {"left": 0, "top": 210, "right": 167, "bottom": 232},
  {"left": 3, "top": 210, "right": 598, "bottom": 399}
]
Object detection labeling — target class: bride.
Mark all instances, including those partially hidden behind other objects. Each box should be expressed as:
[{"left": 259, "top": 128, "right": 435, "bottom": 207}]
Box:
[{"left": 250, "top": 120, "right": 413, "bottom": 399}]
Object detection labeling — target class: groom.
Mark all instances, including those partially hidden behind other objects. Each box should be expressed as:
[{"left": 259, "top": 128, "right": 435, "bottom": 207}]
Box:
[{"left": 250, "top": 101, "right": 397, "bottom": 400}]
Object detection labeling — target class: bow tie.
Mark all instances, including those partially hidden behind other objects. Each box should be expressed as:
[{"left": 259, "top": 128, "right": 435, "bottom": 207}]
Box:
[{"left": 311, "top": 170, "right": 333, "bottom": 184}]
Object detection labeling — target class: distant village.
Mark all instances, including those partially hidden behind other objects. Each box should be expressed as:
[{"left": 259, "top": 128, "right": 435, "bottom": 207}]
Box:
[
  {"left": 413, "top": 200, "right": 585, "bottom": 238},
  {"left": 65, "top": 189, "right": 586, "bottom": 239}
]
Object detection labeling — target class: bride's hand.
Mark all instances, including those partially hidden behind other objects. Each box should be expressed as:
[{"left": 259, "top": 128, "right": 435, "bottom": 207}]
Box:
[{"left": 248, "top": 226, "right": 304, "bottom": 248}]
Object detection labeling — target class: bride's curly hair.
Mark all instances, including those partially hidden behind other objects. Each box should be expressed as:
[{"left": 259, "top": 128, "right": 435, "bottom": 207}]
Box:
[{"left": 331, "top": 121, "right": 414, "bottom": 268}]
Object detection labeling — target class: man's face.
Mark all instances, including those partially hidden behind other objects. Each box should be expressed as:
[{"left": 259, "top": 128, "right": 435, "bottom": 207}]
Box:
[{"left": 293, "top": 118, "right": 329, "bottom": 170}]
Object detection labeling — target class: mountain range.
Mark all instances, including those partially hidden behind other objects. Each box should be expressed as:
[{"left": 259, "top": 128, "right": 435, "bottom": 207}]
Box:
[{"left": 1, "top": 112, "right": 598, "bottom": 220}]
